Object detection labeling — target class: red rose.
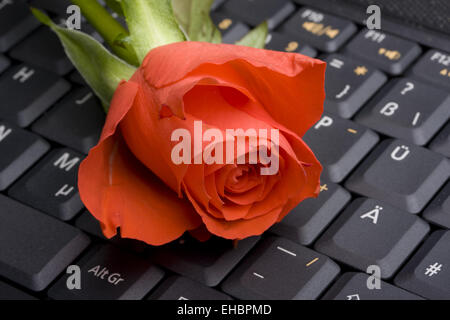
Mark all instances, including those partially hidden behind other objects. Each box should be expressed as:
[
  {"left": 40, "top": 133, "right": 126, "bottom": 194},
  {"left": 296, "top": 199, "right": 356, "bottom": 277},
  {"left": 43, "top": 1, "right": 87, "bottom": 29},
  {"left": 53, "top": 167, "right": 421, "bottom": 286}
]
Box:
[{"left": 78, "top": 41, "right": 325, "bottom": 245}]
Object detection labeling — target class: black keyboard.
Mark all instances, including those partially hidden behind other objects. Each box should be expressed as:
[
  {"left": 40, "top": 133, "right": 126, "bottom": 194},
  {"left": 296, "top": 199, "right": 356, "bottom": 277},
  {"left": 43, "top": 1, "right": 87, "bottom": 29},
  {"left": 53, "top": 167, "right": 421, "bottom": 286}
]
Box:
[{"left": 0, "top": 0, "right": 449, "bottom": 300}]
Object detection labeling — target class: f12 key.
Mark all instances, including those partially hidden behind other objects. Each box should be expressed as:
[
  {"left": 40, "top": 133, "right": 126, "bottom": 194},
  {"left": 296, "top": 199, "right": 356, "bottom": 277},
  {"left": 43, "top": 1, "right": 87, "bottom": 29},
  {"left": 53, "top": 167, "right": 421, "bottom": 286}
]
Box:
[
  {"left": 345, "top": 30, "right": 421, "bottom": 75},
  {"left": 410, "top": 49, "right": 450, "bottom": 90}
]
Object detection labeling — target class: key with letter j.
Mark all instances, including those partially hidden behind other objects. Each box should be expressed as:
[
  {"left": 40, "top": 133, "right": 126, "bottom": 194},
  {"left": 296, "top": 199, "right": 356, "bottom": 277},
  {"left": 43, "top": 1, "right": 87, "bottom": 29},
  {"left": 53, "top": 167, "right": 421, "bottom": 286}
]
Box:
[{"left": 345, "top": 139, "right": 450, "bottom": 214}]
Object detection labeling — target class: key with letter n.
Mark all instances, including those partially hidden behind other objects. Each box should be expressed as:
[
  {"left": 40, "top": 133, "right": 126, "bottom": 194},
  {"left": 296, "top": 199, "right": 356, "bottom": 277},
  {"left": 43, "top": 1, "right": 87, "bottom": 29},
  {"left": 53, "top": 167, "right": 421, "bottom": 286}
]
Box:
[{"left": 9, "top": 148, "right": 84, "bottom": 221}]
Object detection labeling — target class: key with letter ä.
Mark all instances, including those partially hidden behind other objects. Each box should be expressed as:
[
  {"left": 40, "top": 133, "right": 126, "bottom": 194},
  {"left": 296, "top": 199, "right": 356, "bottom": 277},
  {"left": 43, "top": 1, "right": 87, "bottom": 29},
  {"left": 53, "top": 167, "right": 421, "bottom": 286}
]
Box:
[
  {"left": 9, "top": 148, "right": 84, "bottom": 221},
  {"left": 355, "top": 78, "right": 450, "bottom": 145},
  {"left": 345, "top": 139, "right": 450, "bottom": 214}
]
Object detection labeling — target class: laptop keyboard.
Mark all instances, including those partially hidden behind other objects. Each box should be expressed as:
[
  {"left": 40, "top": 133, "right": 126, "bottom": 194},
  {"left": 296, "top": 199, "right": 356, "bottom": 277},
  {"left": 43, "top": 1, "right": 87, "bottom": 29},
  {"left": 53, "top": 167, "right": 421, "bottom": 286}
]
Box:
[{"left": 0, "top": 0, "right": 449, "bottom": 300}]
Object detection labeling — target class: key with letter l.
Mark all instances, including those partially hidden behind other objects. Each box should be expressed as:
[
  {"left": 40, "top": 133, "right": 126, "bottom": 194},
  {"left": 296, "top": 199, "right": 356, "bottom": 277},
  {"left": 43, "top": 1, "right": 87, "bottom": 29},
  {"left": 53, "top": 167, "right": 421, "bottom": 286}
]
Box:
[
  {"left": 323, "top": 54, "right": 387, "bottom": 118},
  {"left": 355, "top": 78, "right": 450, "bottom": 145},
  {"left": 282, "top": 7, "right": 357, "bottom": 53},
  {"left": 315, "top": 198, "right": 430, "bottom": 278},
  {"left": 9, "top": 148, "right": 84, "bottom": 221},
  {"left": 345, "top": 139, "right": 450, "bottom": 214},
  {"left": 345, "top": 30, "right": 422, "bottom": 75},
  {"left": 0, "top": 195, "right": 90, "bottom": 291},
  {"left": 221, "top": 237, "right": 340, "bottom": 300},
  {"left": 395, "top": 231, "right": 450, "bottom": 300}
]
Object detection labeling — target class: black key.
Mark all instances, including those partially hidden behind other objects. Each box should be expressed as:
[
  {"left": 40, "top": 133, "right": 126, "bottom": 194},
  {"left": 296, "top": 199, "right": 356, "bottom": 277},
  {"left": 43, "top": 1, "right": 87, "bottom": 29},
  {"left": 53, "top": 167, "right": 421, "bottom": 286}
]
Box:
[
  {"left": 303, "top": 114, "right": 379, "bottom": 183},
  {"left": 423, "top": 182, "right": 450, "bottom": 229},
  {"left": 430, "top": 121, "right": 450, "bottom": 158},
  {"left": 315, "top": 198, "right": 429, "bottom": 279},
  {"left": 9, "top": 148, "right": 84, "bottom": 221},
  {"left": 0, "top": 1, "right": 39, "bottom": 52},
  {"left": 410, "top": 49, "right": 450, "bottom": 90},
  {"left": 345, "top": 139, "right": 450, "bottom": 214},
  {"left": 282, "top": 8, "right": 357, "bottom": 53},
  {"left": 211, "top": 0, "right": 226, "bottom": 11},
  {"left": 221, "top": 237, "right": 340, "bottom": 300},
  {"left": 149, "top": 276, "right": 232, "bottom": 300},
  {"left": 345, "top": 30, "right": 422, "bottom": 75},
  {"left": 0, "top": 121, "right": 49, "bottom": 191},
  {"left": 153, "top": 235, "right": 259, "bottom": 287},
  {"left": 0, "top": 281, "right": 37, "bottom": 300},
  {"left": 69, "top": 70, "right": 86, "bottom": 86},
  {"left": 323, "top": 54, "right": 387, "bottom": 118},
  {"left": 10, "top": 27, "right": 73, "bottom": 75},
  {"left": 395, "top": 230, "right": 450, "bottom": 299},
  {"left": 0, "top": 195, "right": 90, "bottom": 291},
  {"left": 270, "top": 180, "right": 351, "bottom": 245},
  {"left": 355, "top": 78, "right": 450, "bottom": 146},
  {"left": 48, "top": 245, "right": 165, "bottom": 300},
  {"left": 29, "top": 0, "right": 72, "bottom": 16},
  {"left": 32, "top": 88, "right": 105, "bottom": 154},
  {"left": 223, "top": 0, "right": 295, "bottom": 30},
  {"left": 0, "top": 53, "right": 10, "bottom": 74},
  {"left": 265, "top": 32, "right": 317, "bottom": 57},
  {"left": 322, "top": 273, "right": 423, "bottom": 300},
  {"left": 0, "top": 64, "right": 71, "bottom": 127},
  {"left": 212, "top": 12, "right": 249, "bottom": 44}
]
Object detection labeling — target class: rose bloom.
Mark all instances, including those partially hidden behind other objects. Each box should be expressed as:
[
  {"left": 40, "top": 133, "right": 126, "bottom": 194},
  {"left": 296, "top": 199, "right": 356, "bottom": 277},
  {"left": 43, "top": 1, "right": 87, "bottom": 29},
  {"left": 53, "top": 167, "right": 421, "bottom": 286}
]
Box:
[{"left": 78, "top": 42, "right": 326, "bottom": 245}]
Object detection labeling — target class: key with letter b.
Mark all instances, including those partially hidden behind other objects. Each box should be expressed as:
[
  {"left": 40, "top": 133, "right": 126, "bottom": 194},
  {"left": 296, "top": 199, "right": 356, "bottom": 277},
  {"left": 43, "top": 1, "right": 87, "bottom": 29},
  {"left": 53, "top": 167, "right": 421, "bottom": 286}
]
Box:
[
  {"left": 9, "top": 148, "right": 84, "bottom": 221},
  {"left": 345, "top": 139, "right": 450, "bottom": 214},
  {"left": 355, "top": 78, "right": 450, "bottom": 145}
]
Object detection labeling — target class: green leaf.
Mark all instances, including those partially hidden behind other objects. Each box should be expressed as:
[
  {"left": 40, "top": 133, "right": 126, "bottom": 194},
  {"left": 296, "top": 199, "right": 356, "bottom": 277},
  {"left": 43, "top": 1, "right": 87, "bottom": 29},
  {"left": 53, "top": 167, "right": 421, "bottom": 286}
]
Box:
[
  {"left": 121, "top": 0, "right": 185, "bottom": 63},
  {"left": 70, "top": 0, "right": 138, "bottom": 66},
  {"left": 31, "top": 8, "right": 136, "bottom": 109},
  {"left": 235, "top": 22, "right": 268, "bottom": 49},
  {"left": 104, "top": 0, "right": 124, "bottom": 17},
  {"left": 172, "top": 0, "right": 222, "bottom": 43}
]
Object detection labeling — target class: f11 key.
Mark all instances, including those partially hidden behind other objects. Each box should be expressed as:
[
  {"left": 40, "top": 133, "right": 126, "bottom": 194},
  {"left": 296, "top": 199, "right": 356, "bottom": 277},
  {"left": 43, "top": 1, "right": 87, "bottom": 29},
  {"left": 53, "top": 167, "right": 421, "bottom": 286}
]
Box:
[{"left": 345, "top": 30, "right": 421, "bottom": 75}]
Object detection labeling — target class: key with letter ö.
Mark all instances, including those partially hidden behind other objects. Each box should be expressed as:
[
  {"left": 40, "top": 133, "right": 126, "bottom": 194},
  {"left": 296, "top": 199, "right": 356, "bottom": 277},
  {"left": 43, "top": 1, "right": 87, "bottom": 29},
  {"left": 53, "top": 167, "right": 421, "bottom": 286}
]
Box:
[
  {"left": 315, "top": 198, "right": 430, "bottom": 278},
  {"left": 303, "top": 114, "right": 379, "bottom": 183},
  {"left": 323, "top": 273, "right": 423, "bottom": 300},
  {"left": 355, "top": 78, "right": 450, "bottom": 145},
  {"left": 283, "top": 7, "right": 357, "bottom": 53},
  {"left": 345, "top": 139, "right": 450, "bottom": 214},
  {"left": 48, "top": 245, "right": 165, "bottom": 300},
  {"left": 395, "top": 230, "right": 450, "bottom": 300},
  {"left": 323, "top": 54, "right": 387, "bottom": 118},
  {"left": 221, "top": 237, "right": 340, "bottom": 300},
  {"left": 8, "top": 148, "right": 84, "bottom": 221},
  {"left": 345, "top": 30, "right": 422, "bottom": 75}
]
